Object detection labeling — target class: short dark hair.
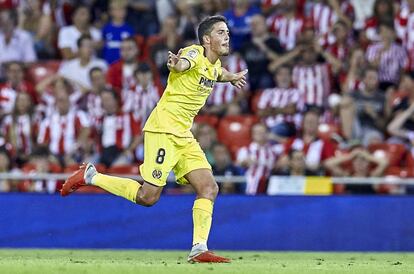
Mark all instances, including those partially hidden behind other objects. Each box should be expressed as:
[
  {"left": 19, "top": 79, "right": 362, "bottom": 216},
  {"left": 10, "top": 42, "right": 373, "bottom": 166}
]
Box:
[
  {"left": 197, "top": 15, "right": 228, "bottom": 45},
  {"left": 89, "top": 66, "right": 103, "bottom": 79},
  {"left": 77, "top": 34, "right": 92, "bottom": 48},
  {"left": 134, "top": 62, "right": 151, "bottom": 75},
  {"left": 100, "top": 88, "right": 119, "bottom": 103}
]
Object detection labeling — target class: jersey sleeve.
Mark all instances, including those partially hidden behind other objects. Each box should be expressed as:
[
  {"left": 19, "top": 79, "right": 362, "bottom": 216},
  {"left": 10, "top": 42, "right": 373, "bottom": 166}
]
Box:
[{"left": 180, "top": 46, "right": 202, "bottom": 70}]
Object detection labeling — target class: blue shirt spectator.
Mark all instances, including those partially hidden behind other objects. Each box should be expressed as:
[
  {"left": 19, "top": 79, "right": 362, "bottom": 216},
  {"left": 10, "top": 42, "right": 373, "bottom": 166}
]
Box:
[
  {"left": 223, "top": 1, "right": 260, "bottom": 52},
  {"left": 102, "top": 1, "right": 135, "bottom": 64}
]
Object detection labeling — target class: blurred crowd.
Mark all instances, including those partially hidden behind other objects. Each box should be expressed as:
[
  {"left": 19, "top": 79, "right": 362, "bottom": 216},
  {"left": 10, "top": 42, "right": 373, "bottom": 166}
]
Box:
[{"left": 1, "top": 0, "right": 414, "bottom": 195}]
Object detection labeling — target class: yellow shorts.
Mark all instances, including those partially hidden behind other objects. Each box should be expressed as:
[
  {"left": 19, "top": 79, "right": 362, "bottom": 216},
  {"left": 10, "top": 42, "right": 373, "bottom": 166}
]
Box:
[{"left": 139, "top": 131, "right": 211, "bottom": 187}]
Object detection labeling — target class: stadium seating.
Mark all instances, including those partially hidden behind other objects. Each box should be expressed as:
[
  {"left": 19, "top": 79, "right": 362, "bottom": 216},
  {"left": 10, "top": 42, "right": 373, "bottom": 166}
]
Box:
[
  {"left": 318, "top": 123, "right": 341, "bottom": 141},
  {"left": 368, "top": 143, "right": 407, "bottom": 168},
  {"left": 194, "top": 115, "right": 219, "bottom": 128},
  {"left": 27, "top": 60, "right": 61, "bottom": 84},
  {"left": 217, "top": 115, "right": 259, "bottom": 157}
]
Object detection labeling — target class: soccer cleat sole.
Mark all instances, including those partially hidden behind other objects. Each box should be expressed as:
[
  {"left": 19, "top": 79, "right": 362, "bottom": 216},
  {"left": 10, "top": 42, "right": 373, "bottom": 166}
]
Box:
[
  {"left": 188, "top": 251, "right": 231, "bottom": 263},
  {"left": 60, "top": 164, "right": 87, "bottom": 197}
]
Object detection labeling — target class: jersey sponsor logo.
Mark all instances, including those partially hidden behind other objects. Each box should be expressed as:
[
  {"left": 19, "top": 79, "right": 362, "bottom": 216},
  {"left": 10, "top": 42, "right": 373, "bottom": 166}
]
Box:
[
  {"left": 198, "top": 76, "right": 215, "bottom": 88},
  {"left": 152, "top": 169, "right": 162, "bottom": 179},
  {"left": 187, "top": 49, "right": 198, "bottom": 59}
]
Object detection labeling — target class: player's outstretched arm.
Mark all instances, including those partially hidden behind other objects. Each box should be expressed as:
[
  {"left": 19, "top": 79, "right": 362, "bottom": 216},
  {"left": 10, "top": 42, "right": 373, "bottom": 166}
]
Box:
[
  {"left": 218, "top": 67, "right": 248, "bottom": 89},
  {"left": 167, "top": 49, "right": 191, "bottom": 72}
]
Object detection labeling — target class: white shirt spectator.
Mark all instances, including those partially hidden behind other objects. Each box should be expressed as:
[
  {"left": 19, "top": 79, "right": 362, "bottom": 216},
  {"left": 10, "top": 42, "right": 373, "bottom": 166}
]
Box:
[
  {"left": 58, "top": 58, "right": 107, "bottom": 89},
  {"left": 0, "top": 29, "right": 36, "bottom": 63},
  {"left": 58, "top": 25, "right": 102, "bottom": 54}
]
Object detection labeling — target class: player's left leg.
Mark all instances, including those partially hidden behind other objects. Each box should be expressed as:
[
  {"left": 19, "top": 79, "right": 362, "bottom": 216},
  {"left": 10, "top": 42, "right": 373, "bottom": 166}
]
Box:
[{"left": 184, "top": 168, "right": 230, "bottom": 263}]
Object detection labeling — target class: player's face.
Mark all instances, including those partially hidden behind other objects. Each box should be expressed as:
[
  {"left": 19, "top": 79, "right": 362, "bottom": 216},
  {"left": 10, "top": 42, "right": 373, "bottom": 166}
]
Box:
[{"left": 209, "top": 22, "right": 230, "bottom": 56}]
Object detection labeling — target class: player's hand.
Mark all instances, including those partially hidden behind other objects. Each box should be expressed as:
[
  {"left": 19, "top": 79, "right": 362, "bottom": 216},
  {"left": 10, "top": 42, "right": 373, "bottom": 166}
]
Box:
[
  {"left": 167, "top": 49, "right": 183, "bottom": 71},
  {"left": 230, "top": 69, "right": 248, "bottom": 89}
]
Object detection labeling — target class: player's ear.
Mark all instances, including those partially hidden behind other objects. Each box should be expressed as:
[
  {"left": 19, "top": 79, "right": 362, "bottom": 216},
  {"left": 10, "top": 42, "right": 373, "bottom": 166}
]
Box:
[{"left": 203, "top": 34, "right": 211, "bottom": 45}]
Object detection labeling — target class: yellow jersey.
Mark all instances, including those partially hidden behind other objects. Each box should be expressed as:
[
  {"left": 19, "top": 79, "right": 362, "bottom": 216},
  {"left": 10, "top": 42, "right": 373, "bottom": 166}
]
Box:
[{"left": 143, "top": 44, "right": 223, "bottom": 138}]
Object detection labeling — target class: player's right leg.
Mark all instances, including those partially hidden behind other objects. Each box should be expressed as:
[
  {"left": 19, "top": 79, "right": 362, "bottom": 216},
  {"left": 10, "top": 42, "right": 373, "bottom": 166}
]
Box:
[{"left": 61, "top": 163, "right": 162, "bottom": 206}]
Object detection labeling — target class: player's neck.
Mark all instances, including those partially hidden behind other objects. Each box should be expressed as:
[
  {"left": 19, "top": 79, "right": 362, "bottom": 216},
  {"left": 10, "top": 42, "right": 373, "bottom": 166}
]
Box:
[{"left": 203, "top": 46, "right": 219, "bottom": 64}]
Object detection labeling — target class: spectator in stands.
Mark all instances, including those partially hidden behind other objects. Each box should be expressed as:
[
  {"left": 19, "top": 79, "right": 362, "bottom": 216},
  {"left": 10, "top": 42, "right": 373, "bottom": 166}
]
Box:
[
  {"left": 2, "top": 92, "right": 35, "bottom": 166},
  {"left": 236, "top": 123, "right": 282, "bottom": 195},
  {"left": 267, "top": 0, "right": 304, "bottom": 51},
  {"left": 286, "top": 108, "right": 336, "bottom": 174},
  {"left": 363, "top": 0, "right": 394, "bottom": 43},
  {"left": 148, "top": 15, "right": 183, "bottom": 86},
  {"left": 241, "top": 14, "right": 284, "bottom": 90},
  {"left": 274, "top": 41, "right": 335, "bottom": 109},
  {"left": 395, "top": 0, "right": 414, "bottom": 69},
  {"left": 97, "top": 89, "right": 141, "bottom": 167},
  {"left": 322, "top": 20, "right": 353, "bottom": 87},
  {"left": 195, "top": 123, "right": 217, "bottom": 165},
  {"left": 276, "top": 149, "right": 316, "bottom": 176},
  {"left": 203, "top": 53, "right": 249, "bottom": 116},
  {"left": 223, "top": 0, "right": 260, "bottom": 52},
  {"left": 122, "top": 63, "right": 160, "bottom": 125},
  {"left": 325, "top": 146, "right": 388, "bottom": 194},
  {"left": 0, "top": 62, "right": 36, "bottom": 120},
  {"left": 35, "top": 75, "right": 82, "bottom": 120},
  {"left": 340, "top": 67, "right": 388, "bottom": 145},
  {"left": 387, "top": 73, "right": 414, "bottom": 144},
  {"left": 0, "top": 146, "right": 12, "bottom": 192},
  {"left": 102, "top": 0, "right": 135, "bottom": 64},
  {"left": 342, "top": 48, "right": 367, "bottom": 93},
  {"left": 0, "top": 9, "right": 36, "bottom": 65},
  {"left": 308, "top": 0, "right": 354, "bottom": 36},
  {"left": 79, "top": 67, "right": 108, "bottom": 124},
  {"left": 212, "top": 142, "right": 243, "bottom": 194},
  {"left": 18, "top": 0, "right": 55, "bottom": 59},
  {"left": 106, "top": 37, "right": 141, "bottom": 92},
  {"left": 125, "top": 0, "right": 159, "bottom": 36},
  {"left": 257, "top": 65, "right": 302, "bottom": 139},
  {"left": 23, "top": 145, "right": 60, "bottom": 193},
  {"left": 58, "top": 5, "right": 102, "bottom": 60},
  {"left": 58, "top": 35, "right": 108, "bottom": 90},
  {"left": 366, "top": 21, "right": 407, "bottom": 90},
  {"left": 37, "top": 87, "right": 91, "bottom": 166},
  {"left": 174, "top": 0, "right": 198, "bottom": 44}
]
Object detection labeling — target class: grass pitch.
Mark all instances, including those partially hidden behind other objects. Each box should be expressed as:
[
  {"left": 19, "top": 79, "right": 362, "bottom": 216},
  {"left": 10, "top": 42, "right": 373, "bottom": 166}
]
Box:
[{"left": 0, "top": 249, "right": 413, "bottom": 274}]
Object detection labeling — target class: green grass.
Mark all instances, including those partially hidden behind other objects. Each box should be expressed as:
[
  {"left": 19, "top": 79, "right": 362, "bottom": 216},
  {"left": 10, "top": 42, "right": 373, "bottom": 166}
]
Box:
[{"left": 0, "top": 249, "right": 413, "bottom": 274}]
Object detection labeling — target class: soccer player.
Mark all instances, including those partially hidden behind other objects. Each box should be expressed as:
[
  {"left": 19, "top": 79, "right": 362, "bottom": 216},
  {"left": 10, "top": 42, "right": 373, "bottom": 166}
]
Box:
[{"left": 61, "top": 15, "right": 247, "bottom": 263}]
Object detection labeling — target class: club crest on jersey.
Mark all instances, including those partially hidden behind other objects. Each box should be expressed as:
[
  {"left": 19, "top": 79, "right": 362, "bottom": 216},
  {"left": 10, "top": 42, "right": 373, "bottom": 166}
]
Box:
[
  {"left": 152, "top": 169, "right": 162, "bottom": 179},
  {"left": 187, "top": 49, "right": 198, "bottom": 59}
]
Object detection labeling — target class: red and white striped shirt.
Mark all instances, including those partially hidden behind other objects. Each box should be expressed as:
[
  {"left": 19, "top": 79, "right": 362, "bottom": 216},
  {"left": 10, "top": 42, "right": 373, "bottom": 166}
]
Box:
[
  {"left": 310, "top": 1, "right": 354, "bottom": 36},
  {"left": 208, "top": 55, "right": 248, "bottom": 106},
  {"left": 122, "top": 83, "right": 160, "bottom": 125},
  {"left": 395, "top": 5, "right": 411, "bottom": 48},
  {"left": 257, "top": 87, "right": 302, "bottom": 128},
  {"left": 287, "top": 137, "right": 335, "bottom": 170},
  {"left": 97, "top": 112, "right": 140, "bottom": 150},
  {"left": 84, "top": 92, "right": 103, "bottom": 126},
  {"left": 36, "top": 90, "right": 83, "bottom": 120},
  {"left": 37, "top": 109, "right": 90, "bottom": 155},
  {"left": 267, "top": 14, "right": 304, "bottom": 50},
  {"left": 2, "top": 114, "right": 35, "bottom": 155},
  {"left": 366, "top": 42, "right": 407, "bottom": 83},
  {"left": 0, "top": 85, "right": 17, "bottom": 115},
  {"left": 292, "top": 64, "right": 331, "bottom": 108},
  {"left": 237, "top": 142, "right": 283, "bottom": 195}
]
